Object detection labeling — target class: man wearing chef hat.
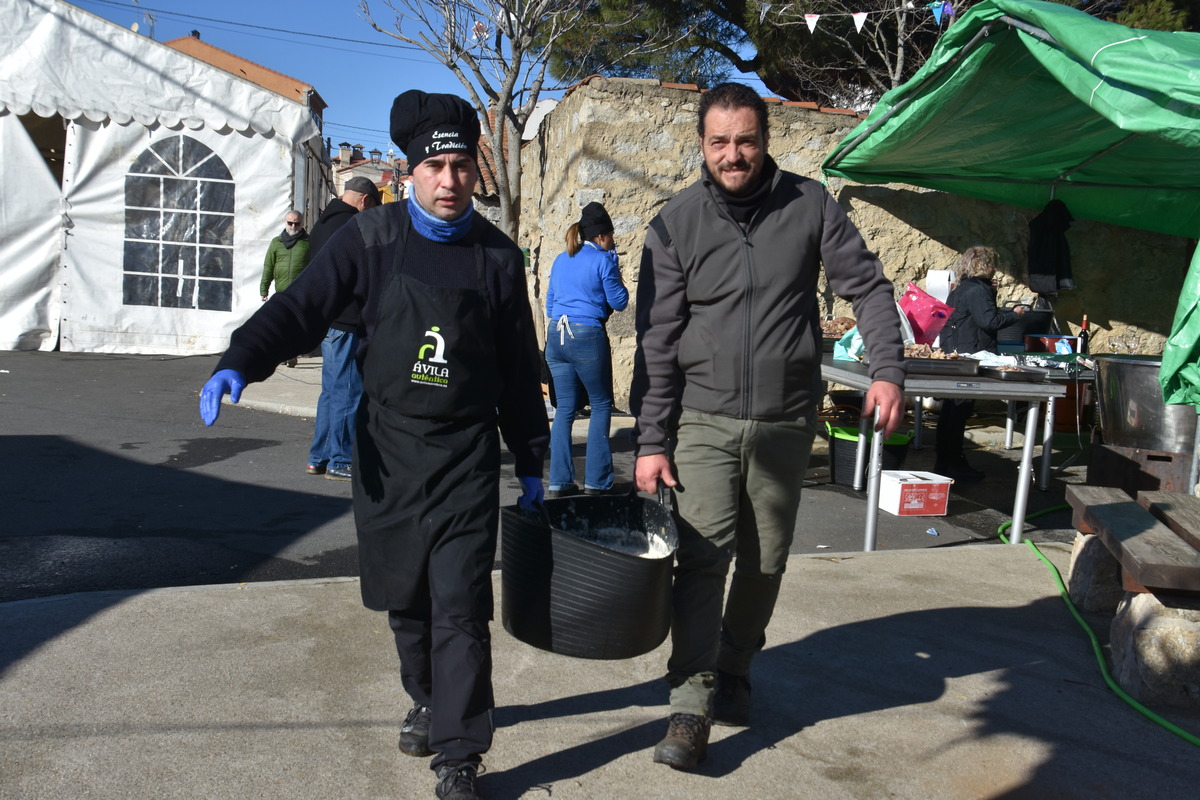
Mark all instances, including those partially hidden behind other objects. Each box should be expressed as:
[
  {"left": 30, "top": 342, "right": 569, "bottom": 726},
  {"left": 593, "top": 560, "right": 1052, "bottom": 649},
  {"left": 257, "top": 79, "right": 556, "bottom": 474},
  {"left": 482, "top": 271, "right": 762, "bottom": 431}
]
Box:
[{"left": 199, "top": 90, "right": 547, "bottom": 800}]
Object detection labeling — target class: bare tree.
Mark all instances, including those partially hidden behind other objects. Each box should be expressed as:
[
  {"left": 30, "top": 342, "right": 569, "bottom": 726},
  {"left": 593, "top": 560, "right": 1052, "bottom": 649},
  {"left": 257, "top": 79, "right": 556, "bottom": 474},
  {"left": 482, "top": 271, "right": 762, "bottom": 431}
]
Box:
[
  {"left": 360, "top": 0, "right": 682, "bottom": 239},
  {"left": 766, "top": 1, "right": 974, "bottom": 111}
]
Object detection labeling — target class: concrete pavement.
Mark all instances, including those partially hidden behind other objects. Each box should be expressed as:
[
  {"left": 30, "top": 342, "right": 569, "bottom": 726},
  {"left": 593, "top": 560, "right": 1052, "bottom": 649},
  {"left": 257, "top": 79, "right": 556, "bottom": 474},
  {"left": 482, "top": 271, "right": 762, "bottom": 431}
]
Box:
[
  {"left": 6, "top": 546, "right": 1200, "bottom": 798},
  {"left": 5, "top": 356, "right": 1200, "bottom": 798}
]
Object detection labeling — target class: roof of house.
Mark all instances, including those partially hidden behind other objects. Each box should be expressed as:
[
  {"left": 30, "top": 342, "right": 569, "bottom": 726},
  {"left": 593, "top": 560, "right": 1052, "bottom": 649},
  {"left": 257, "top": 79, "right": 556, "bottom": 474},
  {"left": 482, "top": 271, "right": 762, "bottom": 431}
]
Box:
[{"left": 164, "top": 34, "right": 326, "bottom": 117}]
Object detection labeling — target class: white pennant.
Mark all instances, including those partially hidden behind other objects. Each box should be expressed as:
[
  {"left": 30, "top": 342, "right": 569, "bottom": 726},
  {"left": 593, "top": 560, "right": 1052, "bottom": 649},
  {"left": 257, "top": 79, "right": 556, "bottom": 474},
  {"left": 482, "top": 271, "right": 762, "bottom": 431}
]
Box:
[
  {"left": 852, "top": 12, "right": 868, "bottom": 33},
  {"left": 805, "top": 13, "right": 820, "bottom": 33}
]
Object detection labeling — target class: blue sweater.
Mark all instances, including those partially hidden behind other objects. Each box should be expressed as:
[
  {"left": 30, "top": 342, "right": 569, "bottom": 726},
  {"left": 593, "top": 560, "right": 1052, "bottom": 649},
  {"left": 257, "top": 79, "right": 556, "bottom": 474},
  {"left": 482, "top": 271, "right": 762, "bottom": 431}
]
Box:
[{"left": 545, "top": 241, "right": 629, "bottom": 328}]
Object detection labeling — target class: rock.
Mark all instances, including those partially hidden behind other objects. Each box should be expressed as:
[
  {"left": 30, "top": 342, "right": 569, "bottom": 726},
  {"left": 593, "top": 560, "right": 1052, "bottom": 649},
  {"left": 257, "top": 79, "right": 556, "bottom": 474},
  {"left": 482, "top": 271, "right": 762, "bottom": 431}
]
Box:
[
  {"left": 1110, "top": 591, "right": 1200, "bottom": 710},
  {"left": 1067, "top": 532, "right": 1124, "bottom": 613}
]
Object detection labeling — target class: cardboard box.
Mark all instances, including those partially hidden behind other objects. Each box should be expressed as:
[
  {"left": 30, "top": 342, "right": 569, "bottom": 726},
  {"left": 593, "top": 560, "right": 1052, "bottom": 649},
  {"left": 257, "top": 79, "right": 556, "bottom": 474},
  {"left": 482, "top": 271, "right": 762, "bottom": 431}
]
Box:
[{"left": 879, "top": 471, "right": 953, "bottom": 516}]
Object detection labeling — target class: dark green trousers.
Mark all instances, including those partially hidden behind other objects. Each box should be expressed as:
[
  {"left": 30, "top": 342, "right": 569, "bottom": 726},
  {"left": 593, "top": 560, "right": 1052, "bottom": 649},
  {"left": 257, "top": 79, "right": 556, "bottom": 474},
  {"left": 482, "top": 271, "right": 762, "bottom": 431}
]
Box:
[{"left": 666, "top": 410, "right": 816, "bottom": 716}]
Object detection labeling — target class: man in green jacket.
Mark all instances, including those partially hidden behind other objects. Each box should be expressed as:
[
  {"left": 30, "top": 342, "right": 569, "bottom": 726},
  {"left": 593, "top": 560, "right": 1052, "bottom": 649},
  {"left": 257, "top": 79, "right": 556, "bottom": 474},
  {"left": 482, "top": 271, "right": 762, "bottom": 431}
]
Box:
[{"left": 260, "top": 209, "right": 311, "bottom": 300}]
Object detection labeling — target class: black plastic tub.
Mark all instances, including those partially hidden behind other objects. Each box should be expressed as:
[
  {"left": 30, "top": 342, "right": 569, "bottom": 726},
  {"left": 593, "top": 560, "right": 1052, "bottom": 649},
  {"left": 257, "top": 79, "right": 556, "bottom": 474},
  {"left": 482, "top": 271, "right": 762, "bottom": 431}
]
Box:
[
  {"left": 826, "top": 425, "right": 912, "bottom": 488},
  {"left": 500, "top": 494, "right": 678, "bottom": 660}
]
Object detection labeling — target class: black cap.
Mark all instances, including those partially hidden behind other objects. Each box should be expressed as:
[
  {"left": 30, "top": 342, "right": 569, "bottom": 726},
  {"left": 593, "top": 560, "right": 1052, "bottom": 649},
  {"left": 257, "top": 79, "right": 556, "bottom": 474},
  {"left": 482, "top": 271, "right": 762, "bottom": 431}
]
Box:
[
  {"left": 344, "top": 176, "right": 382, "bottom": 204},
  {"left": 389, "top": 90, "right": 480, "bottom": 171},
  {"left": 578, "top": 202, "right": 614, "bottom": 240}
]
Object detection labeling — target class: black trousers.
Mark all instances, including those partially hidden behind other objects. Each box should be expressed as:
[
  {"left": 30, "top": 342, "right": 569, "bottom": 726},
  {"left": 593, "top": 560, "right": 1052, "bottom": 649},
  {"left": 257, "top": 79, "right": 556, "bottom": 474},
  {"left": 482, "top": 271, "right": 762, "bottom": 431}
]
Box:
[
  {"left": 935, "top": 397, "right": 976, "bottom": 464},
  {"left": 387, "top": 521, "right": 496, "bottom": 770}
]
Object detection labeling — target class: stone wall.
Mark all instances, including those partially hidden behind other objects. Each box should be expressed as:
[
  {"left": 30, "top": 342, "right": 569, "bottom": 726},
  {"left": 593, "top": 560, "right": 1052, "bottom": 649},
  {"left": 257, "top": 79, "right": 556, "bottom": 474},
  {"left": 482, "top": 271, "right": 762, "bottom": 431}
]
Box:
[{"left": 519, "top": 77, "right": 1193, "bottom": 412}]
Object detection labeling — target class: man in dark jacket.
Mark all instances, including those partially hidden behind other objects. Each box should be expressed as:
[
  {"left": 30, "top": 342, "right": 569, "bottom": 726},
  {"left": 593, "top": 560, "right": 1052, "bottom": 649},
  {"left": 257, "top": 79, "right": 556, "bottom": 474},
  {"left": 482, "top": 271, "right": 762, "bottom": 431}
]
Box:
[
  {"left": 199, "top": 91, "right": 547, "bottom": 800},
  {"left": 306, "top": 176, "right": 382, "bottom": 480},
  {"left": 631, "top": 82, "right": 906, "bottom": 770}
]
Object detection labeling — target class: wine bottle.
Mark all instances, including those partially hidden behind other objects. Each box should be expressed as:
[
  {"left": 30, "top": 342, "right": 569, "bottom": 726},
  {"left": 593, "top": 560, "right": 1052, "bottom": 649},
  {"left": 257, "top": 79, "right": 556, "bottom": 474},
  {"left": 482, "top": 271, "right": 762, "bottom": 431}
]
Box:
[{"left": 1079, "top": 313, "right": 1089, "bottom": 355}]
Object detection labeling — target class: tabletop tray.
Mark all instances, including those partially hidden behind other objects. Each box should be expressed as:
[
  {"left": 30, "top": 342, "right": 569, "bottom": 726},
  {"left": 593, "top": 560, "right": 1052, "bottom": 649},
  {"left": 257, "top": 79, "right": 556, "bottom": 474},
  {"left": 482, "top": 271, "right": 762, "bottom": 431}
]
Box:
[
  {"left": 979, "top": 365, "right": 1050, "bottom": 382},
  {"left": 905, "top": 357, "right": 980, "bottom": 376}
]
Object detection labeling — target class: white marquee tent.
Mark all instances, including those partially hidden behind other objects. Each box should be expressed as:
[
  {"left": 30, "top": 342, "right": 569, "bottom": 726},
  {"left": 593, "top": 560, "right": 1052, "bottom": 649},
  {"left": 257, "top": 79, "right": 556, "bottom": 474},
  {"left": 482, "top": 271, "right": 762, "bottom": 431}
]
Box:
[{"left": 0, "top": 0, "right": 326, "bottom": 353}]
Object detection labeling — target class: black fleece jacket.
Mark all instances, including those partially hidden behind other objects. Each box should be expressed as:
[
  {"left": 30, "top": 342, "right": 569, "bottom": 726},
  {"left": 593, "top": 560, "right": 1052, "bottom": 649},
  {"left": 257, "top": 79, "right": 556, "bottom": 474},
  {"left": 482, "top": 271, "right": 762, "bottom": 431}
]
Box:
[
  {"left": 308, "top": 197, "right": 362, "bottom": 331},
  {"left": 940, "top": 276, "right": 1019, "bottom": 354},
  {"left": 631, "top": 161, "right": 905, "bottom": 457},
  {"left": 216, "top": 202, "right": 548, "bottom": 477}
]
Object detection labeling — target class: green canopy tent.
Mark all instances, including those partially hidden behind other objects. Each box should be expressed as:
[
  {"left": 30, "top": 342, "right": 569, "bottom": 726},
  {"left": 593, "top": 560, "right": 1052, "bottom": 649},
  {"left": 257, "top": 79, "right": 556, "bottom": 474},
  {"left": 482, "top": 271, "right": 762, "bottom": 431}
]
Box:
[{"left": 821, "top": 0, "right": 1200, "bottom": 404}]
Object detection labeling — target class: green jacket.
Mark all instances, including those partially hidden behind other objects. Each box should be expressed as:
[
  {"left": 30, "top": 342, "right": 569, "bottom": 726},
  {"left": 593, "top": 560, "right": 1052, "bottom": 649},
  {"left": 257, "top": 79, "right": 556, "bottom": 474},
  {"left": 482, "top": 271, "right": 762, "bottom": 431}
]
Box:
[{"left": 260, "top": 235, "right": 311, "bottom": 296}]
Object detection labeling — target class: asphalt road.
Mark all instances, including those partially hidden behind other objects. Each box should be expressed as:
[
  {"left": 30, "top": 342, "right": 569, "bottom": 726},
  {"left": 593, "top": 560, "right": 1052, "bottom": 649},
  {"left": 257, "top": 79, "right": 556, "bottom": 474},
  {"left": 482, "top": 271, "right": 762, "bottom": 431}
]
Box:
[
  {"left": 1, "top": 351, "right": 361, "bottom": 603},
  {"left": 0, "top": 350, "right": 1082, "bottom": 604}
]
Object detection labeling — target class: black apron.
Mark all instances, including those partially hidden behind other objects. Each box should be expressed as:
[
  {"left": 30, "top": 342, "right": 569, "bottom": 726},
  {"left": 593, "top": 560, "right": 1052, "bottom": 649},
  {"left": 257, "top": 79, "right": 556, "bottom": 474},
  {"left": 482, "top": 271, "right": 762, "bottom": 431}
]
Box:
[{"left": 353, "top": 231, "right": 502, "bottom": 611}]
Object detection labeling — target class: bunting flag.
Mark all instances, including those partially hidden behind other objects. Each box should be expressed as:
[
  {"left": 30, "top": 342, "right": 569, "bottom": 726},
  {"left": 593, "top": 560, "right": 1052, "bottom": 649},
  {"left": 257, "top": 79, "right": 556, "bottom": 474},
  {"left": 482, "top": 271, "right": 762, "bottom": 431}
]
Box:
[{"left": 761, "top": 3, "right": 954, "bottom": 33}]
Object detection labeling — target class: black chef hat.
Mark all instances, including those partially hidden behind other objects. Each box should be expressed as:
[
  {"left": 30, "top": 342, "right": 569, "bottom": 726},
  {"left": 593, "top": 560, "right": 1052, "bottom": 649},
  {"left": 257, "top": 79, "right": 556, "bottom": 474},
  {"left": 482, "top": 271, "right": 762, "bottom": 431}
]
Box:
[
  {"left": 578, "top": 202, "right": 614, "bottom": 241},
  {"left": 390, "top": 90, "right": 480, "bottom": 172}
]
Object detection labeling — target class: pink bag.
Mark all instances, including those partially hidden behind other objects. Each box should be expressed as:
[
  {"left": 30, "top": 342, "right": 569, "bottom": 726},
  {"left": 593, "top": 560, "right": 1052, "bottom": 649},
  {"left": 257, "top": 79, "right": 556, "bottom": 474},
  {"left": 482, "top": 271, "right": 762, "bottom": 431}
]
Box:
[{"left": 898, "top": 282, "right": 954, "bottom": 345}]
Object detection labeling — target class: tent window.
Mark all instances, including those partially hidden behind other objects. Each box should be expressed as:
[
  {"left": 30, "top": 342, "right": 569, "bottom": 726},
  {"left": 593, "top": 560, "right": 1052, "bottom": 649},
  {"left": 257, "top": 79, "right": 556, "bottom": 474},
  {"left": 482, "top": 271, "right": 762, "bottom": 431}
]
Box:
[{"left": 123, "top": 135, "right": 235, "bottom": 311}]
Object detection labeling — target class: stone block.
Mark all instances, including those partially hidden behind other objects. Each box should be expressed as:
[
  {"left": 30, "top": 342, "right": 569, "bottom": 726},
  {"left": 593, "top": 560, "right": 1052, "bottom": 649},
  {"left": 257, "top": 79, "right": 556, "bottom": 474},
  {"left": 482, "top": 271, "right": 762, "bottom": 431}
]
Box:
[
  {"left": 1110, "top": 591, "right": 1200, "bottom": 710},
  {"left": 1067, "top": 532, "right": 1124, "bottom": 613}
]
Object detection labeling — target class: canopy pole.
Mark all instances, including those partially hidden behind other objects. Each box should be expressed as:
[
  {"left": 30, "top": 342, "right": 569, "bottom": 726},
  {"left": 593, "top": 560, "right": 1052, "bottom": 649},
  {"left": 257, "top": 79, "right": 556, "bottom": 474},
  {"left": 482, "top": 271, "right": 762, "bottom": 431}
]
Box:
[
  {"left": 824, "top": 20, "right": 1004, "bottom": 171},
  {"left": 998, "top": 15, "right": 1060, "bottom": 45},
  {"left": 826, "top": 15, "right": 1067, "bottom": 176}
]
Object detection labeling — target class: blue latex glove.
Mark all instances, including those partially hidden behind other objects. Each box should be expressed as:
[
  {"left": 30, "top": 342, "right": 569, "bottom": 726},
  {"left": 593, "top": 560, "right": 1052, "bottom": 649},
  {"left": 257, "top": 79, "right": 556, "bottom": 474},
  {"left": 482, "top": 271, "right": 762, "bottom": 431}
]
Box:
[
  {"left": 199, "top": 369, "right": 246, "bottom": 426},
  {"left": 517, "top": 476, "right": 543, "bottom": 510}
]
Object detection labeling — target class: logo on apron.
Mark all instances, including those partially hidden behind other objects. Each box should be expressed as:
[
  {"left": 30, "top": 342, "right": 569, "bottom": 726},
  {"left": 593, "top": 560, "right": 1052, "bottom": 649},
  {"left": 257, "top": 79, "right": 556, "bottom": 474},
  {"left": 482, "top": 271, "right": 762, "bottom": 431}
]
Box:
[{"left": 411, "top": 325, "right": 450, "bottom": 387}]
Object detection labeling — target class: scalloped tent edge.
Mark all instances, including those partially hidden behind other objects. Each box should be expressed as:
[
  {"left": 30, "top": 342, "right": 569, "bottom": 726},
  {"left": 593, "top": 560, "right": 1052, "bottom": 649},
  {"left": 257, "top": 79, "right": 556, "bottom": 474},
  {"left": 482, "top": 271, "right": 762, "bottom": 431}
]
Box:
[
  {"left": 0, "top": 0, "right": 330, "bottom": 356},
  {"left": 0, "top": 0, "right": 318, "bottom": 142}
]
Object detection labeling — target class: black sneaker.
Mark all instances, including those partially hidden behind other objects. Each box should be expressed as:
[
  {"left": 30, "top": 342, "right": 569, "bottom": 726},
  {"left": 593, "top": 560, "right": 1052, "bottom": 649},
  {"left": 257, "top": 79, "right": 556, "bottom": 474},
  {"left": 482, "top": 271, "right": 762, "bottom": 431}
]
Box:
[
  {"left": 435, "top": 761, "right": 484, "bottom": 800},
  {"left": 652, "top": 712, "right": 710, "bottom": 770},
  {"left": 545, "top": 484, "right": 579, "bottom": 498},
  {"left": 325, "top": 464, "right": 352, "bottom": 481},
  {"left": 398, "top": 704, "right": 433, "bottom": 757},
  {"left": 712, "top": 670, "right": 751, "bottom": 727}
]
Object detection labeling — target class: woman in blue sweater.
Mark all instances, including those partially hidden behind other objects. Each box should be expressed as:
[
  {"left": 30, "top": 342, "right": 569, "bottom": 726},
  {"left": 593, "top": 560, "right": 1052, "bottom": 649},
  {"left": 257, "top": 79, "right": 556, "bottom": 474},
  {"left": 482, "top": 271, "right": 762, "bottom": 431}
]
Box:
[{"left": 545, "top": 202, "right": 629, "bottom": 496}]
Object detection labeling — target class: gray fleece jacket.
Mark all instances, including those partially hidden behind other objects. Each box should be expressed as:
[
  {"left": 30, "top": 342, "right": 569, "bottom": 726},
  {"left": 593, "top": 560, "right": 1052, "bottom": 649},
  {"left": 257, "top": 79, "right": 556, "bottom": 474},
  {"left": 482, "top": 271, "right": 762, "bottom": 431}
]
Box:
[{"left": 631, "top": 162, "right": 906, "bottom": 457}]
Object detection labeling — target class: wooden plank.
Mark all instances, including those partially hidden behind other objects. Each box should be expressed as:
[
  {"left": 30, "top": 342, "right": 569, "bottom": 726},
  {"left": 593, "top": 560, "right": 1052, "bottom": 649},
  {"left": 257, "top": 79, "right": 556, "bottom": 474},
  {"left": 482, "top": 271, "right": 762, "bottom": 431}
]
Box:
[
  {"left": 1139, "top": 491, "right": 1200, "bottom": 552},
  {"left": 1066, "top": 484, "right": 1125, "bottom": 535},
  {"left": 1065, "top": 485, "right": 1200, "bottom": 591}
]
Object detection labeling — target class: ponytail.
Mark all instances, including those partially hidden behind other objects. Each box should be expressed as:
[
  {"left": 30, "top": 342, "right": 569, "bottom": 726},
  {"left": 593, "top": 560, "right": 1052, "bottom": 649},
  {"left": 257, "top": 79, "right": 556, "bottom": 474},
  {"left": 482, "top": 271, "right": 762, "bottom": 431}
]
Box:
[{"left": 566, "top": 222, "right": 583, "bottom": 257}]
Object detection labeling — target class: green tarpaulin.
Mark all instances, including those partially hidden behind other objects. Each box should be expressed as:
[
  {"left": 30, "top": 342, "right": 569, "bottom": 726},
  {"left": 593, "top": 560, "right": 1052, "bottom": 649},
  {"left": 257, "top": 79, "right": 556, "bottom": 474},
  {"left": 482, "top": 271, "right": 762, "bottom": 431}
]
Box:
[{"left": 821, "top": 0, "right": 1200, "bottom": 403}]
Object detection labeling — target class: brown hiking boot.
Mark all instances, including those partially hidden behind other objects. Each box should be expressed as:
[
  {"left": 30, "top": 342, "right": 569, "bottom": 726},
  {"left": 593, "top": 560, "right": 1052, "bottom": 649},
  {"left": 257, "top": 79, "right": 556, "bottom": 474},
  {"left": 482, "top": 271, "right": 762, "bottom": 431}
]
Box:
[{"left": 652, "top": 712, "right": 710, "bottom": 770}]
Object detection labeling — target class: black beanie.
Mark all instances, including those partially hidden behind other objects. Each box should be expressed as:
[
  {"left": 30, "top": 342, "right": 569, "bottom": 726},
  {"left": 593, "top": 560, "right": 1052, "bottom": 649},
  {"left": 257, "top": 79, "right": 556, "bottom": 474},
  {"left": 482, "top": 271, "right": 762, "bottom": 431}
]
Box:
[
  {"left": 390, "top": 90, "right": 480, "bottom": 171},
  {"left": 578, "top": 202, "right": 614, "bottom": 240}
]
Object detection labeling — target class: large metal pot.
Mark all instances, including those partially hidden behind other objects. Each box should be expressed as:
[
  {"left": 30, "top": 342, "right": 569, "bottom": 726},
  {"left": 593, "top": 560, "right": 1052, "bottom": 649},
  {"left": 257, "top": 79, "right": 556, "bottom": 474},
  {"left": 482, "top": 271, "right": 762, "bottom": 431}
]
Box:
[{"left": 1094, "top": 354, "right": 1197, "bottom": 453}]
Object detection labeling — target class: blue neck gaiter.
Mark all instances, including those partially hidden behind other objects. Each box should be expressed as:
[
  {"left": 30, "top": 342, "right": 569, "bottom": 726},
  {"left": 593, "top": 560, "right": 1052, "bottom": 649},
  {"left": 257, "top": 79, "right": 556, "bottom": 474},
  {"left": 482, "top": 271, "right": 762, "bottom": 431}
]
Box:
[{"left": 408, "top": 193, "right": 474, "bottom": 243}]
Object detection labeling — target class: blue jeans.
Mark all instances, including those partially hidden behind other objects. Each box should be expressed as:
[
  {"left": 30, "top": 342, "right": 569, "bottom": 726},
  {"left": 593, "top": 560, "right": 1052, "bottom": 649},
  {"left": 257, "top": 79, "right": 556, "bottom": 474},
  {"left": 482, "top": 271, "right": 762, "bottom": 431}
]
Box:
[
  {"left": 545, "top": 320, "right": 614, "bottom": 491},
  {"left": 309, "top": 328, "right": 363, "bottom": 469}
]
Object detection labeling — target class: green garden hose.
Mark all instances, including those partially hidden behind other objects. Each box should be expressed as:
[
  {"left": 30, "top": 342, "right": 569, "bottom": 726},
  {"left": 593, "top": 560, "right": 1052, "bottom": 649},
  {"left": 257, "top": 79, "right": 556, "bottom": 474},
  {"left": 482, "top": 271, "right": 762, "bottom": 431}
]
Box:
[{"left": 998, "top": 506, "right": 1200, "bottom": 747}]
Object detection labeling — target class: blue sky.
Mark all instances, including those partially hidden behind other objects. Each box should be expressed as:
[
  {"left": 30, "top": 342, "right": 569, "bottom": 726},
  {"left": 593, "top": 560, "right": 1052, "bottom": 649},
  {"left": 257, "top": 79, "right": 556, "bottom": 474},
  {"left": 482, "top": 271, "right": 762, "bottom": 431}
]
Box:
[
  {"left": 72, "top": 0, "right": 770, "bottom": 159},
  {"left": 73, "top": 0, "right": 491, "bottom": 156}
]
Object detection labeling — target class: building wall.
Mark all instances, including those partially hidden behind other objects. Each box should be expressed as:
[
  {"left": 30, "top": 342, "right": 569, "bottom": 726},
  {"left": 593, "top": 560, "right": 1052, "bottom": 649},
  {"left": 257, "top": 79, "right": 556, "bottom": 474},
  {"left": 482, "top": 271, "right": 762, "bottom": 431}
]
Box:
[{"left": 520, "top": 77, "right": 1193, "bottom": 411}]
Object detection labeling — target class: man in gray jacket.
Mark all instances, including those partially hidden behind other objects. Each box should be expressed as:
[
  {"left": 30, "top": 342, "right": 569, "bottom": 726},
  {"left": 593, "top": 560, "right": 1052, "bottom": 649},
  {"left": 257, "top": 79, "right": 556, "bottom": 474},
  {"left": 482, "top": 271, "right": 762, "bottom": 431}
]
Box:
[{"left": 631, "top": 82, "right": 906, "bottom": 770}]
